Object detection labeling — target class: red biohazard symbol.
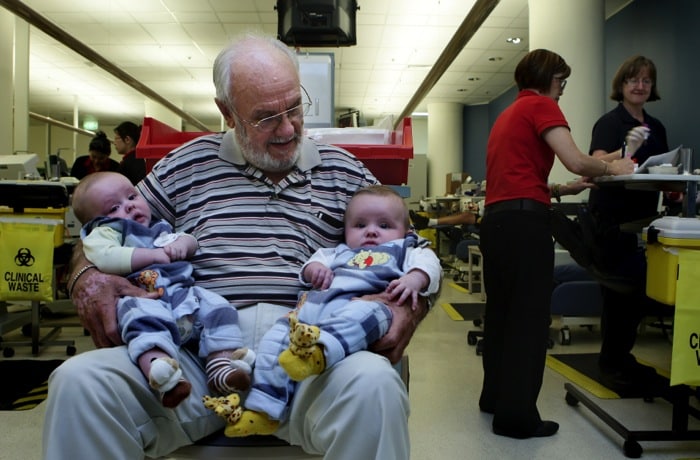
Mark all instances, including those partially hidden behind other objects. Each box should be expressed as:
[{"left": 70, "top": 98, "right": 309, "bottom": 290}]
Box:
[{"left": 14, "top": 248, "right": 35, "bottom": 267}]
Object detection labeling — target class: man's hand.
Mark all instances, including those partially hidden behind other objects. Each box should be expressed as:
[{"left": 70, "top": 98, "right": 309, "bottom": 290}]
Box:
[
  {"left": 72, "top": 269, "right": 159, "bottom": 348},
  {"left": 364, "top": 292, "right": 429, "bottom": 364}
]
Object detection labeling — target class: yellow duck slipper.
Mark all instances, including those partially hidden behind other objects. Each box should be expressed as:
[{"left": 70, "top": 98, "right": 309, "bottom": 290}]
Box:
[
  {"left": 224, "top": 410, "right": 279, "bottom": 437},
  {"left": 279, "top": 312, "right": 325, "bottom": 381}
]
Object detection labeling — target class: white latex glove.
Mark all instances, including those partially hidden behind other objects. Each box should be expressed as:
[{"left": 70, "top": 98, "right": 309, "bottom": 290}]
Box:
[{"left": 624, "top": 125, "right": 650, "bottom": 158}]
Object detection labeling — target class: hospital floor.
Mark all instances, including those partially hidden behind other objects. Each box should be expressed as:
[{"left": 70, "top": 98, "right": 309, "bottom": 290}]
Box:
[{"left": 1, "top": 283, "right": 699, "bottom": 460}]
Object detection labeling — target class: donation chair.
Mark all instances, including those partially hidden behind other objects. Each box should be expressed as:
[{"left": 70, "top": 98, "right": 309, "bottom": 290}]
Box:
[
  {"left": 447, "top": 225, "right": 481, "bottom": 283},
  {"left": 550, "top": 262, "right": 603, "bottom": 345},
  {"left": 467, "top": 250, "right": 603, "bottom": 354}
]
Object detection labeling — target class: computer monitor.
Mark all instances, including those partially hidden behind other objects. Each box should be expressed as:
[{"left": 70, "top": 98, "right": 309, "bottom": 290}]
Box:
[{"left": 0, "top": 154, "right": 41, "bottom": 180}]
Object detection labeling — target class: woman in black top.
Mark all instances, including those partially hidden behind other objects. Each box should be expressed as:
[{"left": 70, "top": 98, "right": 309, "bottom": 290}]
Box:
[
  {"left": 70, "top": 131, "right": 120, "bottom": 180},
  {"left": 588, "top": 55, "right": 669, "bottom": 391}
]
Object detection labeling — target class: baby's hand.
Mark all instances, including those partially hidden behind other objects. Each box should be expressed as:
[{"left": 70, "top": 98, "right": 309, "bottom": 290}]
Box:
[
  {"left": 149, "top": 248, "right": 171, "bottom": 265},
  {"left": 304, "top": 262, "right": 334, "bottom": 290},
  {"left": 386, "top": 280, "right": 419, "bottom": 310},
  {"left": 386, "top": 270, "right": 429, "bottom": 310},
  {"left": 164, "top": 238, "right": 191, "bottom": 261}
]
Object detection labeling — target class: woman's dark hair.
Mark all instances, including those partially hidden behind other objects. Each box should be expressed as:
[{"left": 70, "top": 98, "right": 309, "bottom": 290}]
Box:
[
  {"left": 609, "top": 55, "right": 660, "bottom": 102},
  {"left": 114, "top": 121, "right": 142, "bottom": 144},
  {"left": 514, "top": 49, "right": 571, "bottom": 93},
  {"left": 88, "top": 131, "right": 111, "bottom": 155}
]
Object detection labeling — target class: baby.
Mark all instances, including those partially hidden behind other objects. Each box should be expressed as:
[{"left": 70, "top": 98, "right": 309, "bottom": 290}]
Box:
[
  {"left": 220, "top": 184, "right": 442, "bottom": 436},
  {"left": 72, "top": 172, "right": 254, "bottom": 407}
]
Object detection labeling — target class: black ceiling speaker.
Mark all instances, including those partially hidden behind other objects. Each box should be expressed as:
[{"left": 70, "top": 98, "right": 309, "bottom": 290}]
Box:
[{"left": 277, "top": 0, "right": 358, "bottom": 47}]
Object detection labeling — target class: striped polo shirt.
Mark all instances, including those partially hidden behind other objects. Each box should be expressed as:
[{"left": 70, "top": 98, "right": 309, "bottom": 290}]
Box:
[{"left": 137, "top": 130, "right": 377, "bottom": 309}]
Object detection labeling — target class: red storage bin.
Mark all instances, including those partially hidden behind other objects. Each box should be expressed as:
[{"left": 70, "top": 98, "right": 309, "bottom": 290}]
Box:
[
  {"left": 334, "top": 118, "right": 413, "bottom": 185},
  {"left": 136, "top": 117, "right": 413, "bottom": 185},
  {"left": 136, "top": 117, "right": 210, "bottom": 172}
]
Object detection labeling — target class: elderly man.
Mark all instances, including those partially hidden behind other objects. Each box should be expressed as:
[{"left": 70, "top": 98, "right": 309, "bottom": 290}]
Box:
[{"left": 42, "top": 34, "right": 428, "bottom": 460}]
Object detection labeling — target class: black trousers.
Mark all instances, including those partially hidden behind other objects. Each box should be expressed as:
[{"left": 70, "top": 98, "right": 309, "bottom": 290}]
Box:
[
  {"left": 596, "top": 228, "right": 660, "bottom": 370},
  {"left": 479, "top": 207, "right": 553, "bottom": 433},
  {"left": 599, "top": 285, "right": 644, "bottom": 368}
]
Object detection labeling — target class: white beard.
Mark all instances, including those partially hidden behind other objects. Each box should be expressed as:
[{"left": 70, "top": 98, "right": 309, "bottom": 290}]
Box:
[{"left": 235, "top": 126, "right": 302, "bottom": 173}]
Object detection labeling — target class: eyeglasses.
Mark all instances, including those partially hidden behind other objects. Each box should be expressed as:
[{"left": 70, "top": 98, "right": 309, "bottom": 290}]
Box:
[
  {"left": 554, "top": 76, "right": 567, "bottom": 90},
  {"left": 625, "top": 78, "right": 653, "bottom": 87},
  {"left": 234, "top": 86, "right": 313, "bottom": 132}
]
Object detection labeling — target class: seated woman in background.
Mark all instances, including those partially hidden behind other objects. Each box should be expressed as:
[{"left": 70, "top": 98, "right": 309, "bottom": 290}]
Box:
[
  {"left": 70, "top": 131, "right": 120, "bottom": 180},
  {"left": 409, "top": 179, "right": 592, "bottom": 231},
  {"left": 410, "top": 208, "right": 479, "bottom": 231}
]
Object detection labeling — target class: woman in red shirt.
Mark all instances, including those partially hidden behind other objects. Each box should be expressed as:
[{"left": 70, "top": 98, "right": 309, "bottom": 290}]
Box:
[{"left": 478, "top": 49, "right": 634, "bottom": 439}]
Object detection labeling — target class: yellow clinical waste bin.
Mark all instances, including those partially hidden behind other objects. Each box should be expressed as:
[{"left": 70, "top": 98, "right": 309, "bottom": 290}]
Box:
[{"left": 643, "top": 216, "right": 700, "bottom": 305}]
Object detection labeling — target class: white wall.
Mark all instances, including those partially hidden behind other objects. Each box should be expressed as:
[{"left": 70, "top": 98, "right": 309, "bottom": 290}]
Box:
[{"left": 404, "top": 117, "right": 428, "bottom": 206}]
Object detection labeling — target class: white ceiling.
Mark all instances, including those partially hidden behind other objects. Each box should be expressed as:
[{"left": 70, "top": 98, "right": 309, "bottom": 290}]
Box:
[{"left": 8, "top": 0, "right": 628, "bottom": 130}]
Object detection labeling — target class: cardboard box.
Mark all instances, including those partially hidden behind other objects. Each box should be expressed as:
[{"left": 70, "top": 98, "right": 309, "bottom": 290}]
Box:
[
  {"left": 446, "top": 172, "right": 471, "bottom": 195},
  {"left": 643, "top": 216, "right": 700, "bottom": 305}
]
